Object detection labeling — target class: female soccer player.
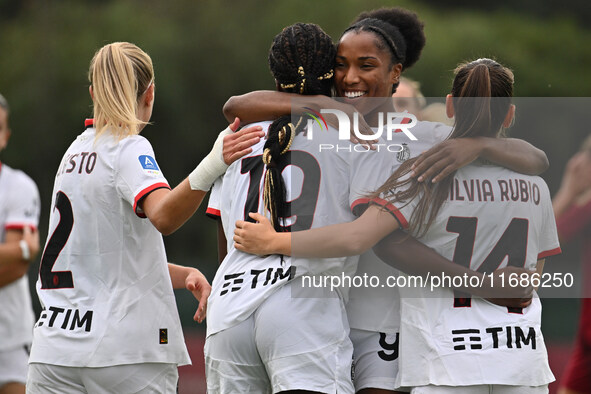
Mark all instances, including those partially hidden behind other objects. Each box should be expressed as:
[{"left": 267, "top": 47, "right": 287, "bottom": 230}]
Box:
[
  {"left": 203, "top": 22, "right": 402, "bottom": 393},
  {"left": 0, "top": 93, "right": 40, "bottom": 394},
  {"left": 235, "top": 58, "right": 561, "bottom": 393},
  {"left": 227, "top": 7, "right": 548, "bottom": 394},
  {"left": 26, "top": 42, "right": 264, "bottom": 393}
]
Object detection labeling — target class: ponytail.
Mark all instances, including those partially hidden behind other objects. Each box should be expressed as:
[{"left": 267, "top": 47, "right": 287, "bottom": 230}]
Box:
[
  {"left": 88, "top": 42, "right": 154, "bottom": 139},
  {"left": 262, "top": 116, "right": 300, "bottom": 231}
]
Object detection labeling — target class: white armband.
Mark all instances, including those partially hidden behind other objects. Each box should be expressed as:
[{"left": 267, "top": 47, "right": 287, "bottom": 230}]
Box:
[
  {"left": 19, "top": 239, "right": 31, "bottom": 261},
  {"left": 189, "top": 126, "right": 233, "bottom": 191}
]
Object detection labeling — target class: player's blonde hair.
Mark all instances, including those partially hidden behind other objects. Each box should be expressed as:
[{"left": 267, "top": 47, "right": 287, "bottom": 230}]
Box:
[{"left": 88, "top": 42, "right": 154, "bottom": 139}]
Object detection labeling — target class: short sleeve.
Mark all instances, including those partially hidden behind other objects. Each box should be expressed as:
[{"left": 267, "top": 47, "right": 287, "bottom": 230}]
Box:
[
  {"left": 537, "top": 182, "right": 562, "bottom": 260},
  {"left": 348, "top": 149, "right": 396, "bottom": 215},
  {"left": 206, "top": 177, "right": 223, "bottom": 220},
  {"left": 115, "top": 136, "right": 170, "bottom": 218},
  {"left": 5, "top": 172, "right": 40, "bottom": 230}
]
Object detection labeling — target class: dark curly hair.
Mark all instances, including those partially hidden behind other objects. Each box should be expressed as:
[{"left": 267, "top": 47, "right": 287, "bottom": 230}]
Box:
[{"left": 343, "top": 7, "right": 426, "bottom": 92}]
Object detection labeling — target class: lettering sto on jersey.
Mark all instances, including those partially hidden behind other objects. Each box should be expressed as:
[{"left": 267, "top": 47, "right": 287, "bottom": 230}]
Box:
[{"left": 57, "top": 152, "right": 98, "bottom": 176}]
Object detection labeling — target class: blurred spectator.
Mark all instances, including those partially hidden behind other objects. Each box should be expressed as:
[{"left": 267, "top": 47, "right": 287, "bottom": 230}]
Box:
[
  {"left": 392, "top": 76, "right": 426, "bottom": 116},
  {"left": 392, "top": 76, "right": 453, "bottom": 125},
  {"left": 553, "top": 135, "right": 591, "bottom": 394}
]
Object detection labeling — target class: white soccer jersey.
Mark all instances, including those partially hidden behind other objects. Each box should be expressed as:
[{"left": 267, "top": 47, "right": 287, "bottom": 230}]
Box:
[
  {"left": 205, "top": 120, "right": 399, "bottom": 337},
  {"left": 380, "top": 162, "right": 560, "bottom": 387},
  {"left": 29, "top": 122, "right": 190, "bottom": 368},
  {"left": 346, "top": 120, "right": 451, "bottom": 333},
  {"left": 0, "top": 162, "right": 40, "bottom": 351}
]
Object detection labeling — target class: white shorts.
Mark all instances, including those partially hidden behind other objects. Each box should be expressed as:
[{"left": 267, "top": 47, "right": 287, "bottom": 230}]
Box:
[
  {"left": 350, "top": 328, "right": 409, "bottom": 393},
  {"left": 26, "top": 362, "right": 178, "bottom": 394},
  {"left": 411, "top": 385, "right": 548, "bottom": 394},
  {"left": 205, "top": 283, "right": 355, "bottom": 393},
  {"left": 0, "top": 345, "right": 29, "bottom": 386}
]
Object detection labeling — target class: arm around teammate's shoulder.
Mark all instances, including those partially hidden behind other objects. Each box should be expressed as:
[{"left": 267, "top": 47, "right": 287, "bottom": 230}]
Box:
[
  {"left": 234, "top": 206, "right": 400, "bottom": 258},
  {"left": 411, "top": 137, "right": 549, "bottom": 183},
  {"left": 479, "top": 137, "right": 549, "bottom": 175}
]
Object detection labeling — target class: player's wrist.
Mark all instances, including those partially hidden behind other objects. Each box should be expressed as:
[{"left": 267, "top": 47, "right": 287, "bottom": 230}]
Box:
[
  {"left": 188, "top": 126, "right": 233, "bottom": 191},
  {"left": 274, "top": 233, "right": 291, "bottom": 256}
]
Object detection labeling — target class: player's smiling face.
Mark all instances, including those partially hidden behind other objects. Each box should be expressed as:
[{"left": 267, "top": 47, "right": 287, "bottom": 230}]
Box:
[
  {"left": 334, "top": 31, "right": 401, "bottom": 124},
  {"left": 334, "top": 31, "right": 401, "bottom": 101}
]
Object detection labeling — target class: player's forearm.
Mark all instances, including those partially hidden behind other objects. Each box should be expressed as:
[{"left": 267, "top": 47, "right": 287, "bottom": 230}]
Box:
[
  {"left": 373, "top": 231, "right": 533, "bottom": 300},
  {"left": 0, "top": 245, "right": 30, "bottom": 287},
  {"left": 168, "top": 263, "right": 195, "bottom": 289},
  {"left": 373, "top": 230, "right": 484, "bottom": 288},
  {"left": 480, "top": 137, "right": 549, "bottom": 175},
  {"left": 291, "top": 220, "right": 381, "bottom": 258},
  {"left": 0, "top": 243, "right": 26, "bottom": 265},
  {"left": 260, "top": 223, "right": 363, "bottom": 257},
  {"left": 223, "top": 91, "right": 294, "bottom": 123},
  {"left": 144, "top": 180, "right": 207, "bottom": 235}
]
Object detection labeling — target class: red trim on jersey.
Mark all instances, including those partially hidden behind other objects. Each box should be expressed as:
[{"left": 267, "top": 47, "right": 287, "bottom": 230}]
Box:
[
  {"left": 394, "top": 116, "right": 412, "bottom": 133},
  {"left": 5, "top": 223, "right": 38, "bottom": 232},
  {"left": 133, "top": 183, "right": 171, "bottom": 218},
  {"left": 84, "top": 118, "right": 94, "bottom": 128},
  {"left": 206, "top": 207, "right": 221, "bottom": 219},
  {"left": 351, "top": 197, "right": 409, "bottom": 229},
  {"left": 351, "top": 197, "right": 371, "bottom": 215},
  {"left": 537, "top": 247, "right": 562, "bottom": 260}
]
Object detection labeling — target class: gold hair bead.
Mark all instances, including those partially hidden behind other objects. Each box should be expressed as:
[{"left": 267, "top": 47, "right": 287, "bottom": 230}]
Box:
[
  {"left": 317, "top": 70, "right": 334, "bottom": 80},
  {"left": 278, "top": 127, "right": 286, "bottom": 144},
  {"left": 280, "top": 123, "right": 296, "bottom": 155},
  {"left": 280, "top": 82, "right": 297, "bottom": 90},
  {"left": 263, "top": 148, "right": 272, "bottom": 165},
  {"left": 280, "top": 66, "right": 308, "bottom": 93},
  {"left": 297, "top": 66, "right": 306, "bottom": 94}
]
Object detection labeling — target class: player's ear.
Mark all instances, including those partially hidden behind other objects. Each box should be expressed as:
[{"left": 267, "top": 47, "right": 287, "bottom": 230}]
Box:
[
  {"left": 445, "top": 94, "right": 454, "bottom": 118},
  {"left": 390, "top": 63, "right": 403, "bottom": 85},
  {"left": 89, "top": 86, "right": 94, "bottom": 101},
  {"left": 503, "top": 104, "right": 515, "bottom": 128},
  {"left": 144, "top": 84, "right": 154, "bottom": 106}
]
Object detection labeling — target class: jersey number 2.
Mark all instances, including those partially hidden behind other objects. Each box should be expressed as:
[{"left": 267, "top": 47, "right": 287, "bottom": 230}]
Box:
[{"left": 40, "top": 191, "right": 74, "bottom": 289}]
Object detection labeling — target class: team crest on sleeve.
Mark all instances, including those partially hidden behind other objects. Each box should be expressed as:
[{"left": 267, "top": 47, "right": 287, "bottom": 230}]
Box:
[
  {"left": 138, "top": 155, "right": 161, "bottom": 176},
  {"left": 397, "top": 143, "right": 410, "bottom": 163}
]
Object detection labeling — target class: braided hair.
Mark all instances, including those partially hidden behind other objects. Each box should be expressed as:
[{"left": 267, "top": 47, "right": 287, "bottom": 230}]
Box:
[
  {"left": 344, "top": 7, "right": 426, "bottom": 93},
  {"left": 262, "top": 23, "right": 335, "bottom": 231}
]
